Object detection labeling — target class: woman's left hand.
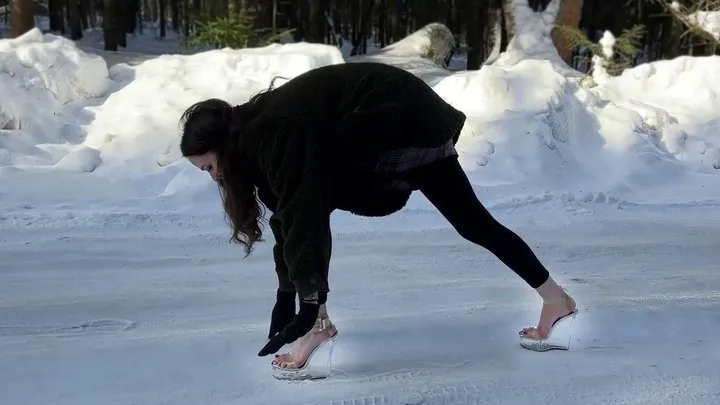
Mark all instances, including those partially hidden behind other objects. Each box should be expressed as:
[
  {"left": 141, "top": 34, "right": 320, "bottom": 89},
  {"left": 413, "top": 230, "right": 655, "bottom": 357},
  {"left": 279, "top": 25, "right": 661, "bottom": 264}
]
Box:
[
  {"left": 268, "top": 289, "right": 296, "bottom": 339},
  {"left": 258, "top": 299, "right": 319, "bottom": 356}
]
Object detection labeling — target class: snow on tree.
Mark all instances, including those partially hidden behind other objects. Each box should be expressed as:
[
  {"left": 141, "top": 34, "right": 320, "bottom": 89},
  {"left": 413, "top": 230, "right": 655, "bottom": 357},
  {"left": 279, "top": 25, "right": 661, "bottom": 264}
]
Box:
[{"left": 655, "top": 0, "right": 720, "bottom": 51}]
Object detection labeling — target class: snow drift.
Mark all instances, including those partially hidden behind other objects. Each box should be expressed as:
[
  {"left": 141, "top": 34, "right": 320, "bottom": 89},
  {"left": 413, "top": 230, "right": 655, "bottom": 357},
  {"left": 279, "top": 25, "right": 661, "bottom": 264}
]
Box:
[
  {"left": 432, "top": 1, "right": 720, "bottom": 201},
  {"left": 369, "top": 23, "right": 455, "bottom": 67},
  {"left": 434, "top": 55, "right": 720, "bottom": 197},
  {"left": 346, "top": 23, "right": 458, "bottom": 86},
  {"left": 0, "top": 28, "right": 111, "bottom": 166},
  {"left": 80, "top": 42, "right": 345, "bottom": 176},
  {"left": 0, "top": 1, "right": 719, "bottom": 222}
]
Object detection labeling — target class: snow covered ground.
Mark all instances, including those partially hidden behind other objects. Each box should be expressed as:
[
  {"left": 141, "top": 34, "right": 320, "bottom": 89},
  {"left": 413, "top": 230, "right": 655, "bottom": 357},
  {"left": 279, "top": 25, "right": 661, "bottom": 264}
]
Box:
[
  {"left": 2, "top": 206, "right": 720, "bottom": 405},
  {"left": 2, "top": 3, "right": 720, "bottom": 404}
]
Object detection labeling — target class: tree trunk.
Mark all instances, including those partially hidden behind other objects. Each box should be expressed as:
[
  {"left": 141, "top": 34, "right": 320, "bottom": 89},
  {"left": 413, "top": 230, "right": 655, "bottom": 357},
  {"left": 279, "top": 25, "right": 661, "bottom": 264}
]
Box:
[
  {"left": 183, "top": 0, "right": 190, "bottom": 37},
  {"left": 103, "top": 0, "right": 118, "bottom": 50},
  {"left": 378, "top": 0, "right": 387, "bottom": 47},
  {"left": 331, "top": 5, "right": 342, "bottom": 44},
  {"left": 485, "top": 1, "right": 506, "bottom": 64},
  {"left": 351, "top": 0, "right": 374, "bottom": 55},
  {"left": 159, "top": 0, "right": 167, "bottom": 37},
  {"left": 393, "top": 0, "right": 406, "bottom": 42},
  {"left": 69, "top": 0, "right": 83, "bottom": 39},
  {"left": 341, "top": 0, "right": 350, "bottom": 40},
  {"left": 449, "top": 0, "right": 461, "bottom": 49},
  {"left": 503, "top": 0, "right": 515, "bottom": 38},
  {"left": 126, "top": 0, "right": 138, "bottom": 34},
  {"left": 48, "top": 0, "right": 64, "bottom": 32},
  {"left": 78, "top": 0, "right": 89, "bottom": 30},
  {"left": 307, "top": 0, "right": 326, "bottom": 43},
  {"left": 552, "top": 0, "right": 584, "bottom": 64},
  {"left": 171, "top": 0, "right": 179, "bottom": 32},
  {"left": 113, "top": 1, "right": 126, "bottom": 46},
  {"left": 350, "top": 0, "right": 358, "bottom": 45},
  {"left": 297, "top": 0, "right": 308, "bottom": 41},
  {"left": 466, "top": 0, "right": 484, "bottom": 69},
  {"left": 414, "top": 0, "right": 433, "bottom": 28},
  {"left": 85, "top": 0, "right": 96, "bottom": 29},
  {"left": 151, "top": 0, "right": 158, "bottom": 23},
  {"left": 11, "top": 0, "right": 35, "bottom": 38}
]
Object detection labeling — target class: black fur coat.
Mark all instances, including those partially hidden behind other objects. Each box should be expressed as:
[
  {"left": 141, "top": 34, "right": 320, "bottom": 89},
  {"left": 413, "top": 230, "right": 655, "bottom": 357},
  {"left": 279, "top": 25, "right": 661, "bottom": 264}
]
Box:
[{"left": 238, "top": 62, "right": 466, "bottom": 297}]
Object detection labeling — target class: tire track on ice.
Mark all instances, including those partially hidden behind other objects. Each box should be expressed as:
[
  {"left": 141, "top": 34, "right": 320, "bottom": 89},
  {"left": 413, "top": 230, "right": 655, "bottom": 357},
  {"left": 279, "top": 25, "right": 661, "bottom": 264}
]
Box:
[
  {"left": 322, "top": 395, "right": 395, "bottom": 405},
  {"left": 0, "top": 318, "right": 136, "bottom": 337},
  {"left": 312, "top": 371, "right": 720, "bottom": 405},
  {"left": 328, "top": 368, "right": 435, "bottom": 385}
]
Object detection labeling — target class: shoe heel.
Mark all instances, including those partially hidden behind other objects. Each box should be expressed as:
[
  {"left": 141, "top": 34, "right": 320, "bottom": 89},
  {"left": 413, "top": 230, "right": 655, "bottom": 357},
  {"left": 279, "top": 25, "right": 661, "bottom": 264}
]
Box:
[
  {"left": 272, "top": 335, "right": 338, "bottom": 381},
  {"left": 519, "top": 310, "right": 578, "bottom": 352}
]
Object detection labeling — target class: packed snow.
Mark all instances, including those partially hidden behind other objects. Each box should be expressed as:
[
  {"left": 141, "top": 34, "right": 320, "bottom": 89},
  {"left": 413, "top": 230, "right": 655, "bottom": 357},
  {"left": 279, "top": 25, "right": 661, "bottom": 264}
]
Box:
[{"left": 2, "top": 2, "right": 720, "bottom": 405}]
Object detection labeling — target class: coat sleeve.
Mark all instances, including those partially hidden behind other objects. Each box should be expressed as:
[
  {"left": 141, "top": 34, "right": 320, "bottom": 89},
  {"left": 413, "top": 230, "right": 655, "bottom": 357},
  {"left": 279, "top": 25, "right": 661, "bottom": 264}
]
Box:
[
  {"left": 257, "top": 119, "right": 332, "bottom": 299},
  {"left": 257, "top": 182, "right": 295, "bottom": 292},
  {"left": 268, "top": 216, "right": 296, "bottom": 292}
]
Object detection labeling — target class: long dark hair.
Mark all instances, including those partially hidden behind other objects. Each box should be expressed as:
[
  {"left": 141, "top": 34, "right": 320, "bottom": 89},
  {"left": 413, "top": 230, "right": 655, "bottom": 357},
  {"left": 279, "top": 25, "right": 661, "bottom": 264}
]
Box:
[{"left": 178, "top": 96, "right": 265, "bottom": 256}]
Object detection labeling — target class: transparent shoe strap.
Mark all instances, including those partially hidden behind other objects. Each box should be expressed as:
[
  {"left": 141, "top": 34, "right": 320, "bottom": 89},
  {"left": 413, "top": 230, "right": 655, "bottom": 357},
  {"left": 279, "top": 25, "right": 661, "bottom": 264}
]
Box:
[
  {"left": 272, "top": 319, "right": 338, "bottom": 380},
  {"left": 519, "top": 310, "right": 578, "bottom": 352}
]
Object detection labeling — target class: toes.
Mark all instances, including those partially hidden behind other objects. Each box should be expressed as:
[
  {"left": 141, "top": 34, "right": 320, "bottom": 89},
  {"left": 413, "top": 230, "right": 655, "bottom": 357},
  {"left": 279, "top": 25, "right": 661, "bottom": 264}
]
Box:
[
  {"left": 272, "top": 355, "right": 300, "bottom": 369},
  {"left": 272, "top": 352, "right": 303, "bottom": 369},
  {"left": 528, "top": 330, "right": 548, "bottom": 339},
  {"left": 519, "top": 327, "right": 544, "bottom": 338},
  {"left": 277, "top": 360, "right": 296, "bottom": 369},
  {"left": 519, "top": 326, "right": 535, "bottom": 335},
  {"left": 272, "top": 353, "right": 292, "bottom": 366}
]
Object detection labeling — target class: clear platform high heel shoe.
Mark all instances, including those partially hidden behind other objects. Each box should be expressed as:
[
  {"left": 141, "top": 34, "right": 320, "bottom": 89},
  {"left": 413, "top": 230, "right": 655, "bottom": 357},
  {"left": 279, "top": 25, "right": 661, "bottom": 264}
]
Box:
[
  {"left": 271, "top": 318, "right": 339, "bottom": 380},
  {"left": 519, "top": 309, "right": 579, "bottom": 352}
]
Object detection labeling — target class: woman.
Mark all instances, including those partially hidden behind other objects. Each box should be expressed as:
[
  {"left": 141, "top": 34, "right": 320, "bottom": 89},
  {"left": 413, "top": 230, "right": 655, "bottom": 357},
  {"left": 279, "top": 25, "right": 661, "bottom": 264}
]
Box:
[{"left": 179, "top": 62, "right": 578, "bottom": 379}]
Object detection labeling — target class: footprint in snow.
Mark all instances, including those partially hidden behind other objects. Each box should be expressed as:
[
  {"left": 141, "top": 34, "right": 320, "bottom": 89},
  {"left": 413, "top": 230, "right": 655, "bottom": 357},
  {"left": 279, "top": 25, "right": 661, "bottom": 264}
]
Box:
[{"left": 475, "top": 140, "right": 495, "bottom": 167}]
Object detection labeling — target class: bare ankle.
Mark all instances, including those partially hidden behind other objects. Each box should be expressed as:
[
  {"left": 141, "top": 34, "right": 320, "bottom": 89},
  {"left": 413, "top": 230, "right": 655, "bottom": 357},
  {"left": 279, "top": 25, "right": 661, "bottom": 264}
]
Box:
[{"left": 535, "top": 276, "right": 571, "bottom": 306}]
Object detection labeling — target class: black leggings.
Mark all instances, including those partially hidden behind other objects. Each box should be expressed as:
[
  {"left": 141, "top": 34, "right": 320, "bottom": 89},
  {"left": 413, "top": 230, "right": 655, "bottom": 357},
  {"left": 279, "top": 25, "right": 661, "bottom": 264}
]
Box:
[{"left": 411, "top": 157, "right": 550, "bottom": 289}]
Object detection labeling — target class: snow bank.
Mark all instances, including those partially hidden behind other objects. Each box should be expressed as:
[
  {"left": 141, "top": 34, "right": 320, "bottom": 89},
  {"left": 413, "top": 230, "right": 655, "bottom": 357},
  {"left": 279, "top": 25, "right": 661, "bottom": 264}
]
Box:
[
  {"left": 0, "top": 28, "right": 111, "bottom": 166},
  {"left": 595, "top": 56, "right": 720, "bottom": 171},
  {"left": 347, "top": 23, "right": 457, "bottom": 86},
  {"left": 430, "top": 0, "right": 720, "bottom": 201},
  {"left": 373, "top": 23, "right": 455, "bottom": 66},
  {"left": 2, "top": 0, "right": 720, "bottom": 222},
  {"left": 79, "top": 42, "right": 345, "bottom": 179},
  {"left": 0, "top": 38, "right": 344, "bottom": 216},
  {"left": 595, "top": 55, "right": 720, "bottom": 123},
  {"left": 433, "top": 58, "right": 662, "bottom": 193}
]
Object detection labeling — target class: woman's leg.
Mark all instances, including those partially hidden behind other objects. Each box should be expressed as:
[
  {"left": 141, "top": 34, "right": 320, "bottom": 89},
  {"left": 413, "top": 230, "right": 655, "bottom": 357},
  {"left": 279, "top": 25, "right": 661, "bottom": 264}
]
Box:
[
  {"left": 272, "top": 301, "right": 337, "bottom": 369},
  {"left": 412, "top": 157, "right": 576, "bottom": 338},
  {"left": 272, "top": 214, "right": 337, "bottom": 370}
]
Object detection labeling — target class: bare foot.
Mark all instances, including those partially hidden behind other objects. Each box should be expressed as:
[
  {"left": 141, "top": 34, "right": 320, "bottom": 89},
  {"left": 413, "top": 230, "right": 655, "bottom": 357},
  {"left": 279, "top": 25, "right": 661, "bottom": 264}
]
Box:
[
  {"left": 520, "top": 292, "right": 577, "bottom": 340},
  {"left": 272, "top": 318, "right": 337, "bottom": 369}
]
